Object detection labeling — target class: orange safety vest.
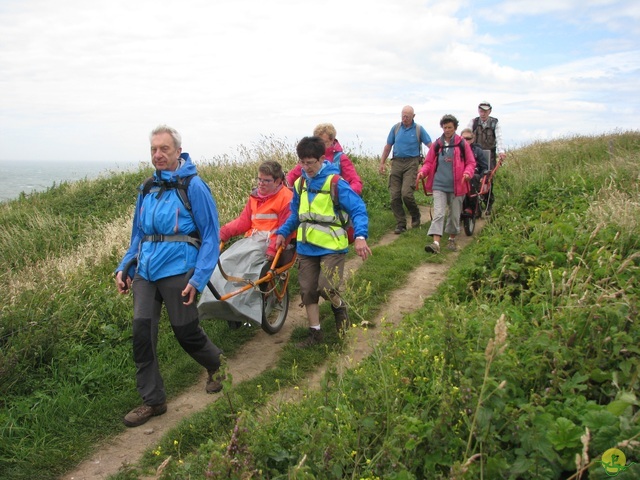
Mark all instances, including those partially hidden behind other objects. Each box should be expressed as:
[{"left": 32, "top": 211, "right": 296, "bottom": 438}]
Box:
[{"left": 245, "top": 188, "right": 293, "bottom": 237}]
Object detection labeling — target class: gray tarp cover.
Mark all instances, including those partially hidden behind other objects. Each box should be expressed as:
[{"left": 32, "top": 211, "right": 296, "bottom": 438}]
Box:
[{"left": 198, "top": 234, "right": 270, "bottom": 325}]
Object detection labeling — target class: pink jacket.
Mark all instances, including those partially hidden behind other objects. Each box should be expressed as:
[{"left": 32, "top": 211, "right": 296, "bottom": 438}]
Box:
[
  {"left": 286, "top": 139, "right": 363, "bottom": 195},
  {"left": 419, "top": 134, "right": 476, "bottom": 196}
]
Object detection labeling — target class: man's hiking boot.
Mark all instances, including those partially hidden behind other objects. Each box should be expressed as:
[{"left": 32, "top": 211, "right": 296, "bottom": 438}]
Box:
[
  {"left": 206, "top": 369, "right": 225, "bottom": 394},
  {"left": 411, "top": 215, "right": 421, "bottom": 229},
  {"left": 425, "top": 242, "right": 440, "bottom": 254},
  {"left": 447, "top": 238, "right": 458, "bottom": 251},
  {"left": 394, "top": 226, "right": 407, "bottom": 234},
  {"left": 296, "top": 328, "right": 324, "bottom": 348},
  {"left": 332, "top": 304, "right": 349, "bottom": 335},
  {"left": 123, "top": 403, "right": 167, "bottom": 428}
]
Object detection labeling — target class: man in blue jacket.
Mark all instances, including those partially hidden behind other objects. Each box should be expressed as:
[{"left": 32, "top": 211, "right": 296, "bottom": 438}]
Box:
[
  {"left": 115, "top": 125, "right": 223, "bottom": 427},
  {"left": 275, "top": 136, "right": 372, "bottom": 347}
]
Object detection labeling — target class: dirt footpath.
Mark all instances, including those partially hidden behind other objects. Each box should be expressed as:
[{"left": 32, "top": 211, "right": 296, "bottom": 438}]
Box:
[{"left": 63, "top": 207, "right": 484, "bottom": 480}]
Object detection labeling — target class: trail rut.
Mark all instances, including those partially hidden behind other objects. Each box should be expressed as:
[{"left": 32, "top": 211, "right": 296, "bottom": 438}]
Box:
[{"left": 63, "top": 207, "right": 484, "bottom": 480}]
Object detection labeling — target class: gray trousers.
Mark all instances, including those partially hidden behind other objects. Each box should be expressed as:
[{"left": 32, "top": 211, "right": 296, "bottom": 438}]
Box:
[
  {"left": 389, "top": 157, "right": 421, "bottom": 226},
  {"left": 132, "top": 273, "right": 222, "bottom": 406},
  {"left": 427, "top": 190, "right": 464, "bottom": 237}
]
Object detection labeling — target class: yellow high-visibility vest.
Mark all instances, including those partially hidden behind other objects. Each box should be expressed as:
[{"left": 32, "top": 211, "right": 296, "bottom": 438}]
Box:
[{"left": 296, "top": 175, "right": 349, "bottom": 250}]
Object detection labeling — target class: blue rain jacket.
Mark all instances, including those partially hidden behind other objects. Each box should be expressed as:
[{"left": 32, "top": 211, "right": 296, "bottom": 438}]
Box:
[
  {"left": 276, "top": 161, "right": 369, "bottom": 257},
  {"left": 117, "top": 154, "right": 220, "bottom": 292}
]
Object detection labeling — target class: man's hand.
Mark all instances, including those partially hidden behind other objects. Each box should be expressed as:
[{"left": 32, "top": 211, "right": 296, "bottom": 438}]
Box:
[
  {"left": 378, "top": 162, "right": 387, "bottom": 174},
  {"left": 182, "top": 283, "right": 197, "bottom": 305},
  {"left": 115, "top": 270, "right": 131, "bottom": 294},
  {"left": 354, "top": 237, "right": 372, "bottom": 261},
  {"left": 274, "top": 234, "right": 286, "bottom": 251}
]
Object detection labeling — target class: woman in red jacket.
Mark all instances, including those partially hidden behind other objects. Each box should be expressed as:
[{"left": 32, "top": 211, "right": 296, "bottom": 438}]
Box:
[
  {"left": 286, "top": 123, "right": 363, "bottom": 195},
  {"left": 417, "top": 115, "right": 476, "bottom": 253}
]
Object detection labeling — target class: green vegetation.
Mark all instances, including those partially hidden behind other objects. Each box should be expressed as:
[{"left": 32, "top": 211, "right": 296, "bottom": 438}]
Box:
[{"left": 1, "top": 133, "right": 639, "bottom": 479}]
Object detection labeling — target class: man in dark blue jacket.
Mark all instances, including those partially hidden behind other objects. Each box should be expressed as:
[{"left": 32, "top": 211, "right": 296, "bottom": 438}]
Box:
[
  {"left": 461, "top": 128, "right": 489, "bottom": 188},
  {"left": 115, "top": 125, "right": 223, "bottom": 427}
]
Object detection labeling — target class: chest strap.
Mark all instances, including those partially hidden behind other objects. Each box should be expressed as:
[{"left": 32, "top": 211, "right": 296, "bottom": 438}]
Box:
[{"left": 142, "top": 233, "right": 201, "bottom": 249}]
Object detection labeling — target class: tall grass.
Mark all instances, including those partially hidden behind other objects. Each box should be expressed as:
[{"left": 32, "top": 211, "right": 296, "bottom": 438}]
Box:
[
  {"left": 0, "top": 137, "right": 389, "bottom": 479},
  {"left": 1, "top": 133, "right": 638, "bottom": 479},
  {"left": 130, "top": 132, "right": 639, "bottom": 480}
]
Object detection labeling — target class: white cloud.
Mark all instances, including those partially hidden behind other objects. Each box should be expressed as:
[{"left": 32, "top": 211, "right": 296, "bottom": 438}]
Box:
[{"left": 0, "top": 0, "right": 638, "bottom": 162}]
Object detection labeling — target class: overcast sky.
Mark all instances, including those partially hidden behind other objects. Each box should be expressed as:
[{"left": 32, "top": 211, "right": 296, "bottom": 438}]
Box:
[{"left": 1, "top": 0, "right": 639, "bottom": 163}]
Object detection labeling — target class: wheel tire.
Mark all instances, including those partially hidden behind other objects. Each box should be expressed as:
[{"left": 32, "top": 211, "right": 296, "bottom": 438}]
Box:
[
  {"left": 227, "top": 320, "right": 242, "bottom": 330},
  {"left": 463, "top": 215, "right": 475, "bottom": 236},
  {"left": 261, "top": 281, "right": 289, "bottom": 334}
]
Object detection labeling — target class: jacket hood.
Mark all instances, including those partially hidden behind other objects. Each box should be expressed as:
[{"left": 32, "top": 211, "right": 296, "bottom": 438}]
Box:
[
  {"left": 249, "top": 183, "right": 286, "bottom": 200},
  {"left": 155, "top": 152, "right": 197, "bottom": 182},
  {"left": 301, "top": 160, "right": 340, "bottom": 183},
  {"left": 332, "top": 139, "right": 344, "bottom": 152},
  {"left": 326, "top": 139, "right": 344, "bottom": 157}
]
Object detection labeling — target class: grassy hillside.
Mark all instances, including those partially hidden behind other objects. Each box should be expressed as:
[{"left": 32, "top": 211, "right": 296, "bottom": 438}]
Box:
[{"left": 1, "top": 133, "right": 639, "bottom": 479}]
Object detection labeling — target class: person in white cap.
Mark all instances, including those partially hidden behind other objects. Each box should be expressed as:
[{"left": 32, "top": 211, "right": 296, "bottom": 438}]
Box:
[{"left": 467, "top": 101, "right": 506, "bottom": 215}]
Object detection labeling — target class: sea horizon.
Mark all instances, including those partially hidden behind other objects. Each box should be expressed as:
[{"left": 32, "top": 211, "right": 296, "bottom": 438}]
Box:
[{"left": 0, "top": 159, "right": 142, "bottom": 202}]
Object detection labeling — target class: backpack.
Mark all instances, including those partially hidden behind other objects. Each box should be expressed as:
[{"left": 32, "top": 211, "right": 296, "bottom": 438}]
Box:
[
  {"left": 296, "top": 174, "right": 355, "bottom": 244},
  {"left": 141, "top": 173, "right": 196, "bottom": 213},
  {"left": 433, "top": 138, "right": 467, "bottom": 160},
  {"left": 394, "top": 122, "right": 424, "bottom": 158},
  {"left": 331, "top": 151, "right": 342, "bottom": 172},
  {"left": 140, "top": 173, "right": 201, "bottom": 248}
]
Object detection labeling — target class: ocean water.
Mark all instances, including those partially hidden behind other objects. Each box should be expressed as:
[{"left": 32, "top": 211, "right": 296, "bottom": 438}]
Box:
[{"left": 0, "top": 160, "right": 141, "bottom": 202}]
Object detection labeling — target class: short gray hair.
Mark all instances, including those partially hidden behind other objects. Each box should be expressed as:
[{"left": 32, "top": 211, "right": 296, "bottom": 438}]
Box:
[{"left": 150, "top": 125, "right": 182, "bottom": 149}]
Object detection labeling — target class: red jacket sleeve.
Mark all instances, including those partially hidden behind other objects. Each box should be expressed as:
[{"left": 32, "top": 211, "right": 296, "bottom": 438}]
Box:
[
  {"left": 286, "top": 164, "right": 302, "bottom": 188},
  {"left": 338, "top": 155, "right": 363, "bottom": 195},
  {"left": 419, "top": 143, "right": 437, "bottom": 177},
  {"left": 219, "top": 200, "right": 252, "bottom": 242}
]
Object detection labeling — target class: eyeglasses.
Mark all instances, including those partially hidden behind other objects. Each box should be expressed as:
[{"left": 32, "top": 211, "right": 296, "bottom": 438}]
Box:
[
  {"left": 298, "top": 159, "right": 320, "bottom": 167},
  {"left": 256, "top": 177, "right": 274, "bottom": 184},
  {"left": 463, "top": 137, "right": 473, "bottom": 141}
]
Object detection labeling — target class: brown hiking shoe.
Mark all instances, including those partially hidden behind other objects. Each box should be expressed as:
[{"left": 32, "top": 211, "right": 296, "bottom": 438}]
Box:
[
  {"left": 425, "top": 242, "right": 440, "bottom": 254},
  {"left": 206, "top": 369, "right": 226, "bottom": 394},
  {"left": 332, "top": 305, "right": 349, "bottom": 335},
  {"left": 295, "top": 328, "right": 324, "bottom": 348},
  {"left": 123, "top": 403, "right": 167, "bottom": 428},
  {"left": 411, "top": 216, "right": 421, "bottom": 228}
]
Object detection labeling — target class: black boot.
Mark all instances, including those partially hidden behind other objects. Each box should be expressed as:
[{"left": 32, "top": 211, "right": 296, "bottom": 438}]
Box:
[
  {"left": 296, "top": 328, "right": 324, "bottom": 348},
  {"left": 331, "top": 305, "right": 349, "bottom": 335}
]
